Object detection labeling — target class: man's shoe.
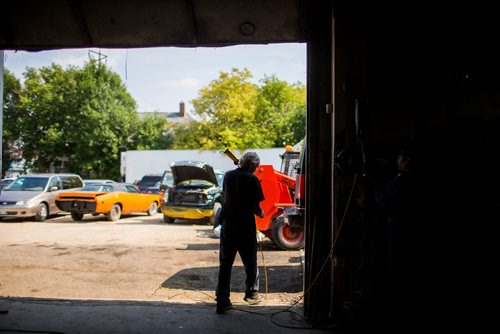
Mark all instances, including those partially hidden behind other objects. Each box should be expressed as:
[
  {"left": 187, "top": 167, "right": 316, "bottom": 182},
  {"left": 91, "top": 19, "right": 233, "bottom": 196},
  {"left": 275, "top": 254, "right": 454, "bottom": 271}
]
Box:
[
  {"left": 216, "top": 302, "right": 232, "bottom": 314},
  {"left": 244, "top": 292, "right": 263, "bottom": 305}
]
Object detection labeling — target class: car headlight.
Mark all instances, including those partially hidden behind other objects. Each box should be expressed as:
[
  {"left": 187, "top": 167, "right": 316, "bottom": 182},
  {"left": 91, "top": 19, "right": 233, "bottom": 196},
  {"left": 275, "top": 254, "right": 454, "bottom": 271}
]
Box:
[{"left": 15, "top": 199, "right": 32, "bottom": 206}]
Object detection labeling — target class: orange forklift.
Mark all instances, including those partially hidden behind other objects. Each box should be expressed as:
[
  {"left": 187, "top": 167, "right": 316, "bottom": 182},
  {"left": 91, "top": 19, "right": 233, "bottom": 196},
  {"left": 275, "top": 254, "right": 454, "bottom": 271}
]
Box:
[{"left": 223, "top": 146, "right": 304, "bottom": 250}]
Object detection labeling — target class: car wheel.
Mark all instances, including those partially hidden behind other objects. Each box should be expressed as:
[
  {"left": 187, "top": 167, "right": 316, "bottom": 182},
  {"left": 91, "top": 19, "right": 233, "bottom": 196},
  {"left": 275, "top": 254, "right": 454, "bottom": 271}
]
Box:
[
  {"left": 271, "top": 215, "right": 304, "bottom": 250},
  {"left": 71, "top": 212, "right": 84, "bottom": 221},
  {"left": 209, "top": 202, "right": 222, "bottom": 227},
  {"left": 147, "top": 202, "right": 158, "bottom": 216},
  {"left": 34, "top": 203, "right": 48, "bottom": 222},
  {"left": 107, "top": 204, "right": 122, "bottom": 221},
  {"left": 163, "top": 215, "right": 174, "bottom": 224}
]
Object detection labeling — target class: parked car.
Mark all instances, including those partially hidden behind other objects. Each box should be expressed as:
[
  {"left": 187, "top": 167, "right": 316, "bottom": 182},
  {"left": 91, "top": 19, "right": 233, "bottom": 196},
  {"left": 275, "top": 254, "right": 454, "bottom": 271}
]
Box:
[
  {"left": 0, "top": 178, "right": 16, "bottom": 190},
  {"left": 83, "top": 179, "right": 115, "bottom": 185},
  {"left": 136, "top": 174, "right": 164, "bottom": 192},
  {"left": 144, "top": 184, "right": 160, "bottom": 194},
  {"left": 0, "top": 173, "right": 84, "bottom": 221},
  {"left": 144, "top": 170, "right": 173, "bottom": 195},
  {"left": 55, "top": 182, "right": 160, "bottom": 221},
  {"left": 161, "top": 161, "right": 224, "bottom": 224}
]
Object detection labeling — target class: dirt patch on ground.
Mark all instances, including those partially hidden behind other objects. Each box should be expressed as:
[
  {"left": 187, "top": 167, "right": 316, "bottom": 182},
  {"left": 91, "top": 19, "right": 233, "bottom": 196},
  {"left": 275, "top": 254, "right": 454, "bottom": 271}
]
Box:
[{"left": 0, "top": 214, "right": 304, "bottom": 307}]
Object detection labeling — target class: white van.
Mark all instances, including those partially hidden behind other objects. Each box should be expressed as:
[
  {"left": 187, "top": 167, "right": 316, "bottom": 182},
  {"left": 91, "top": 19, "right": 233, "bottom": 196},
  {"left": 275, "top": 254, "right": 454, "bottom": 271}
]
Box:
[{"left": 0, "top": 173, "right": 84, "bottom": 221}]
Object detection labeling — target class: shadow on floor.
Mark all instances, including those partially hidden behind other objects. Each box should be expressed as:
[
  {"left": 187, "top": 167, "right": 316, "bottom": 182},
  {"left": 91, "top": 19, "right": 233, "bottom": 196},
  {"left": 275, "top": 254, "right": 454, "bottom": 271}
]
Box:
[{"left": 0, "top": 296, "right": 334, "bottom": 334}]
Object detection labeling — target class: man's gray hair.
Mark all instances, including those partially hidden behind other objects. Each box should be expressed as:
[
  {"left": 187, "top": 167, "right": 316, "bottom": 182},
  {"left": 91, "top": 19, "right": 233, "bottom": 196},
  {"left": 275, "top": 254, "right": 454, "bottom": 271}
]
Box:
[{"left": 239, "top": 152, "right": 260, "bottom": 171}]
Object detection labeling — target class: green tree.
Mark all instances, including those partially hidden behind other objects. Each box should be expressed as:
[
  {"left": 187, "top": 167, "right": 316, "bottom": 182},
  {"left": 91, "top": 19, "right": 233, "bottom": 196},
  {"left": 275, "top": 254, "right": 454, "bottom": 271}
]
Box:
[
  {"left": 173, "top": 68, "right": 306, "bottom": 150},
  {"left": 2, "top": 69, "right": 23, "bottom": 177},
  {"left": 255, "top": 75, "right": 306, "bottom": 147},
  {"left": 175, "top": 68, "right": 267, "bottom": 149},
  {"left": 134, "top": 112, "right": 173, "bottom": 150},
  {"left": 18, "top": 60, "right": 138, "bottom": 179}
]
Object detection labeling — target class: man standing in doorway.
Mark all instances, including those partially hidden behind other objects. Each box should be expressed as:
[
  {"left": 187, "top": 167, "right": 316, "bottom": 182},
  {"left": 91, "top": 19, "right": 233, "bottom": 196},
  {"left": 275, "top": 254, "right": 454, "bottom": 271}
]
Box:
[{"left": 215, "top": 152, "right": 265, "bottom": 314}]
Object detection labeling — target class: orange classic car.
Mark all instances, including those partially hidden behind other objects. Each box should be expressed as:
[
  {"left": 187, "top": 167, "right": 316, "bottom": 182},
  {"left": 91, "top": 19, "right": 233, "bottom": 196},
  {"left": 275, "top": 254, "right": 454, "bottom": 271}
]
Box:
[{"left": 55, "top": 182, "right": 160, "bottom": 221}]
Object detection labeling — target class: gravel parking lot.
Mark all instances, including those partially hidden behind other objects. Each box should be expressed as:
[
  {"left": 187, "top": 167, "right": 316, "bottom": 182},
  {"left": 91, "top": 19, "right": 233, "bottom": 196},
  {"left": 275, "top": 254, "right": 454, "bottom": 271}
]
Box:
[{"left": 0, "top": 213, "right": 304, "bottom": 307}]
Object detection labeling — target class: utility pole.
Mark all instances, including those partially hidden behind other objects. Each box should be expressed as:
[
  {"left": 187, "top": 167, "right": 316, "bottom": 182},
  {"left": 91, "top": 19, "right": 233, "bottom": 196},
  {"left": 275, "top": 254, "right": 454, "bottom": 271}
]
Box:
[{"left": 88, "top": 49, "right": 107, "bottom": 65}]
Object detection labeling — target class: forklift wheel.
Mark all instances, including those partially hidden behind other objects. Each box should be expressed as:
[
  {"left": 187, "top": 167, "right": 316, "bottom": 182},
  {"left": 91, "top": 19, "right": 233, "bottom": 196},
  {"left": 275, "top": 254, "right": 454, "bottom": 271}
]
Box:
[{"left": 271, "top": 216, "right": 304, "bottom": 250}]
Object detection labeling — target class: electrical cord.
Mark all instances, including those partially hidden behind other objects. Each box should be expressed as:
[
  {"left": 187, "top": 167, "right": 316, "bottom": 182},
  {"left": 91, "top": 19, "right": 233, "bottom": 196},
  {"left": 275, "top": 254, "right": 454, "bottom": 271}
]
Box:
[{"left": 258, "top": 233, "right": 269, "bottom": 299}]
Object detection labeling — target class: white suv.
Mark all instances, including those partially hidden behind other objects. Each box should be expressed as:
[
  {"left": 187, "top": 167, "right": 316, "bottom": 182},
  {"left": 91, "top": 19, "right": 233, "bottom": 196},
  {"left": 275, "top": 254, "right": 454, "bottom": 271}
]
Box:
[{"left": 0, "top": 173, "right": 84, "bottom": 221}]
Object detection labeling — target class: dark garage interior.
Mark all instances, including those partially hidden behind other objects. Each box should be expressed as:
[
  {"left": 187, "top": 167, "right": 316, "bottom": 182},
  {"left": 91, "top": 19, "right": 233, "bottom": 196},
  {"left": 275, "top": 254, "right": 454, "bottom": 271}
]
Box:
[{"left": 1, "top": 1, "right": 495, "bottom": 332}]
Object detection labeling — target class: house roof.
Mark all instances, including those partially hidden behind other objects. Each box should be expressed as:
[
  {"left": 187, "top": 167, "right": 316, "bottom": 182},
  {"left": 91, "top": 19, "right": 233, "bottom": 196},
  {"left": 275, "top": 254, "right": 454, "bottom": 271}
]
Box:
[{"left": 137, "top": 111, "right": 193, "bottom": 125}]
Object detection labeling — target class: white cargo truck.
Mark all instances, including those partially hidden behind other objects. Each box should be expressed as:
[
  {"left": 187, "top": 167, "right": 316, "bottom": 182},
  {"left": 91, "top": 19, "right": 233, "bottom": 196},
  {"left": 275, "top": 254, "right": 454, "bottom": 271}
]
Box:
[{"left": 120, "top": 148, "right": 286, "bottom": 184}]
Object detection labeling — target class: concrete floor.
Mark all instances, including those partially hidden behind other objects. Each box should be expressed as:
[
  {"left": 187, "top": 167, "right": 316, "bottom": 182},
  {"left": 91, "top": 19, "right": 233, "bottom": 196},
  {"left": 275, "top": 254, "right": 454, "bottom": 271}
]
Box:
[{"left": 0, "top": 296, "right": 334, "bottom": 333}]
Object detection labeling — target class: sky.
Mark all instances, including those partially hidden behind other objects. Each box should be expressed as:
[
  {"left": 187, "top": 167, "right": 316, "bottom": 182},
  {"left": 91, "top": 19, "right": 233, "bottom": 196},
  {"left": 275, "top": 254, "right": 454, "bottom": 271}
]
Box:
[{"left": 3, "top": 43, "right": 306, "bottom": 114}]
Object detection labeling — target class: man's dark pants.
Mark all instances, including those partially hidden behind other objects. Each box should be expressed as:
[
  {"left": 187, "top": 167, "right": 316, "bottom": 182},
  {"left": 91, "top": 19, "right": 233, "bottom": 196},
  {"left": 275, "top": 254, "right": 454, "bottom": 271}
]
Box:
[{"left": 216, "top": 226, "right": 259, "bottom": 305}]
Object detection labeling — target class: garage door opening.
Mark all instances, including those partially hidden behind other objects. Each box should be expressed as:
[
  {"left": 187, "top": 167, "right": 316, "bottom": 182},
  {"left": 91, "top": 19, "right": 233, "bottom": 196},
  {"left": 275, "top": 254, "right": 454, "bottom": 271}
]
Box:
[{"left": 1, "top": 43, "right": 308, "bottom": 310}]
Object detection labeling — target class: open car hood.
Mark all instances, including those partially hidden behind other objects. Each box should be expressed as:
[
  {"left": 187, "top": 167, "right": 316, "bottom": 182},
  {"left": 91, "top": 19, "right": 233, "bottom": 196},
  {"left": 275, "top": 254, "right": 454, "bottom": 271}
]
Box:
[{"left": 170, "top": 161, "right": 218, "bottom": 186}]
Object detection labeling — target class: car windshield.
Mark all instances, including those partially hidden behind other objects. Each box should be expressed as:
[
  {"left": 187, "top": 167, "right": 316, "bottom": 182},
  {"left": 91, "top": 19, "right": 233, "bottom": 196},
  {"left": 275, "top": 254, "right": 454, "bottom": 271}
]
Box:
[
  {"left": 1, "top": 179, "right": 14, "bottom": 186},
  {"left": 4, "top": 177, "right": 49, "bottom": 191},
  {"left": 80, "top": 185, "right": 114, "bottom": 192}
]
